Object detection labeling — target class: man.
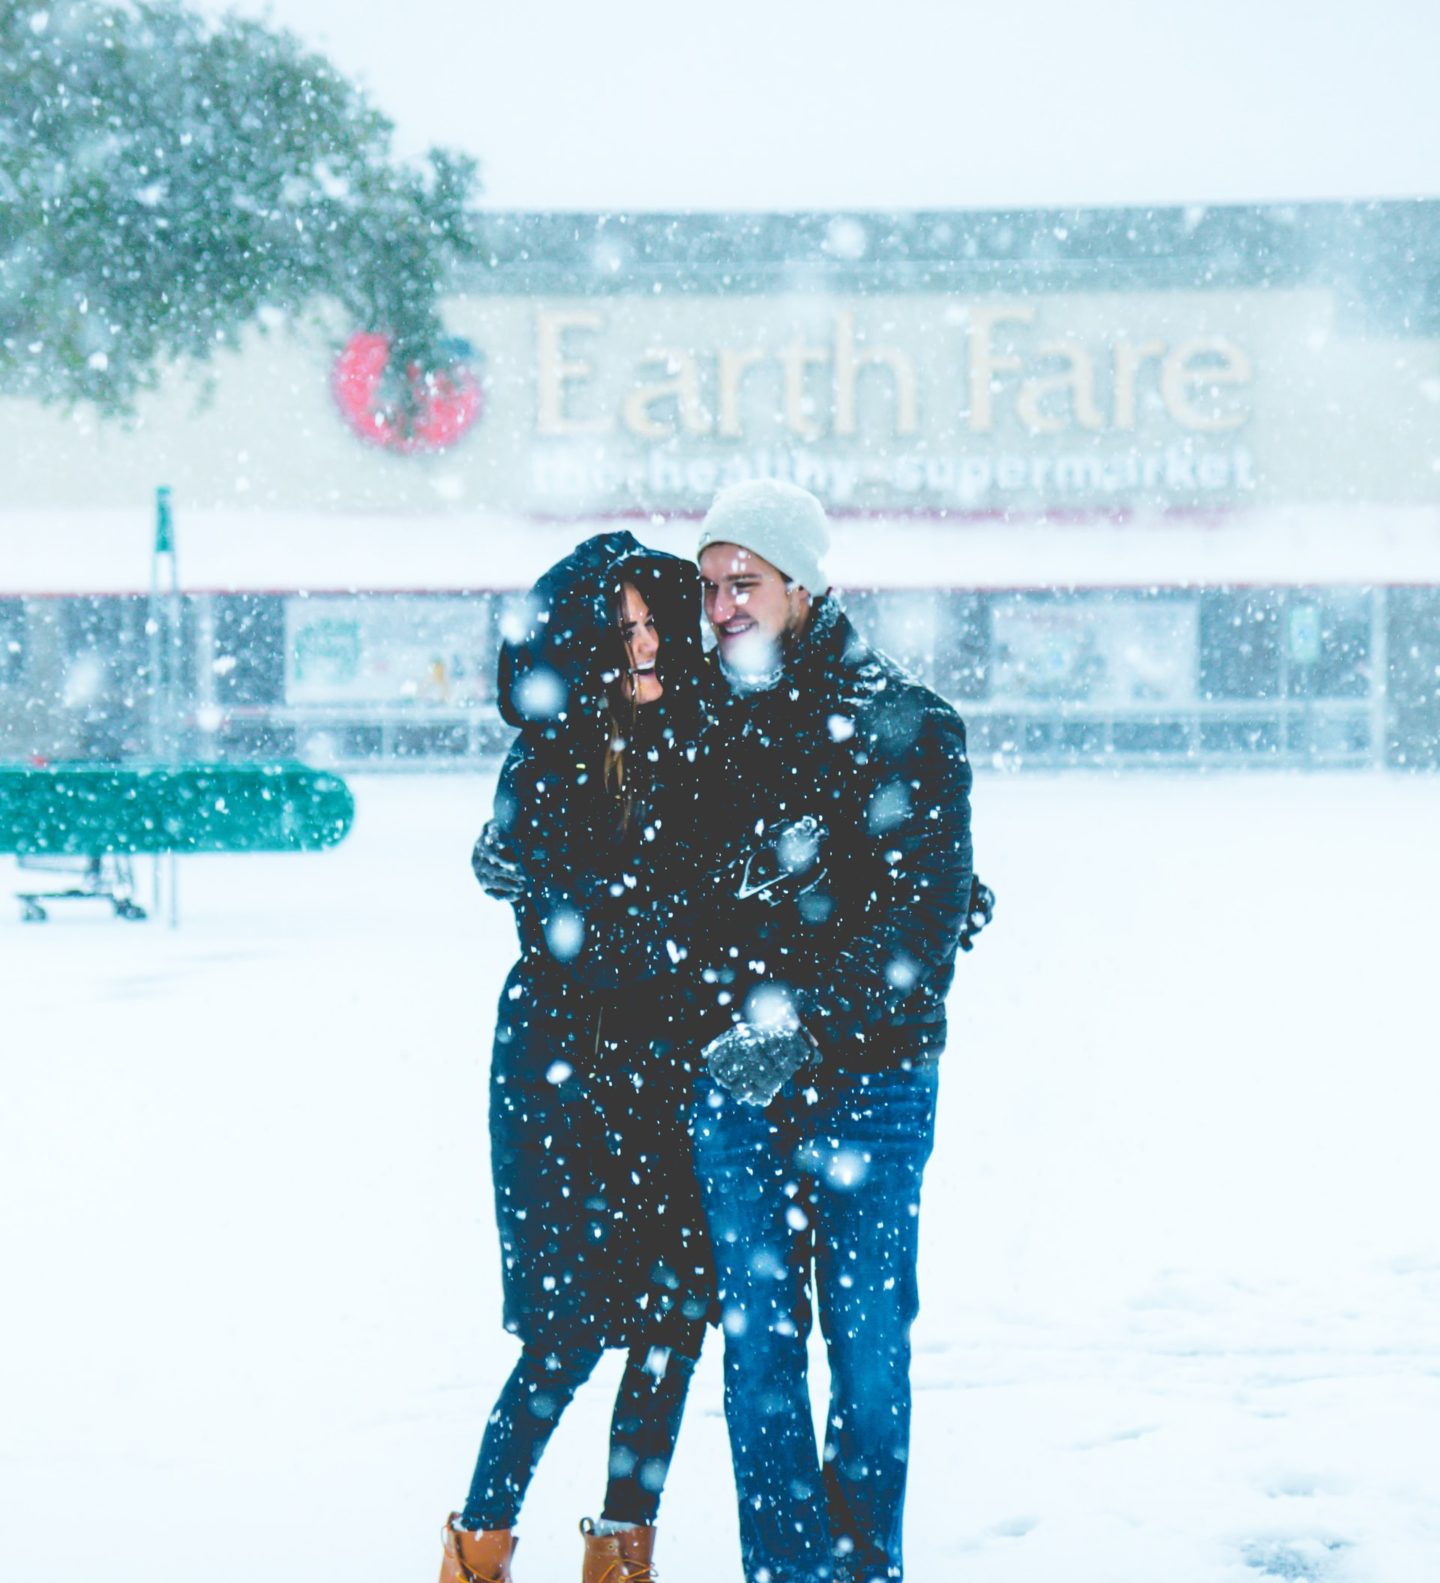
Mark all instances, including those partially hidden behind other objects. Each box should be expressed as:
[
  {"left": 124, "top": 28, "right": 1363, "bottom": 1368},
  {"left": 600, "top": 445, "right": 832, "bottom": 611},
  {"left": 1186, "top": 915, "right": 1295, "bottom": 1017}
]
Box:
[{"left": 686, "top": 480, "right": 974, "bottom": 1583}]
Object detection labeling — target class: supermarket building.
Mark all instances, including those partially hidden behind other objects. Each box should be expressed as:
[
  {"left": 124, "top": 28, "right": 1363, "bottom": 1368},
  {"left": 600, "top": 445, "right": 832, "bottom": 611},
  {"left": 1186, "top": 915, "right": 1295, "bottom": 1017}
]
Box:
[{"left": 2, "top": 201, "right": 1438, "bottom": 770}]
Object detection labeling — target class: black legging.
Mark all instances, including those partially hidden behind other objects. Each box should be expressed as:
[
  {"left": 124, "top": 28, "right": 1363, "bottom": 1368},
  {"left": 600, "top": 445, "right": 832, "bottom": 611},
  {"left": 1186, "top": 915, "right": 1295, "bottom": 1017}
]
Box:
[{"left": 460, "top": 1314, "right": 705, "bottom": 1531}]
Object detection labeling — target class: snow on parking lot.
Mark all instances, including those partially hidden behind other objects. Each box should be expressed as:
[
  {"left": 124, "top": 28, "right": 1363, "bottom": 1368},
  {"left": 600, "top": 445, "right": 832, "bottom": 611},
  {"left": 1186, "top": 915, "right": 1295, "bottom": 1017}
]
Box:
[{"left": 3, "top": 770, "right": 1438, "bottom": 1583}]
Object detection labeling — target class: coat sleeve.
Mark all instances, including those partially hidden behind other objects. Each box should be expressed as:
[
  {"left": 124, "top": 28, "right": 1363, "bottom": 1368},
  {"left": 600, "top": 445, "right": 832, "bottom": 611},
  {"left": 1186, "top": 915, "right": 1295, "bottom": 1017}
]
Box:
[
  {"left": 789, "top": 702, "right": 974, "bottom": 1056},
  {"left": 493, "top": 742, "right": 697, "bottom": 993}
]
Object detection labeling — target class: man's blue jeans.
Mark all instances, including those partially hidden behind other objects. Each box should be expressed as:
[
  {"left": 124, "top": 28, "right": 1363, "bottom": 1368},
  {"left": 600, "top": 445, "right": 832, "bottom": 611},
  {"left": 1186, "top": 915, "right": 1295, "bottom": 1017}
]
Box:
[{"left": 691, "top": 1062, "right": 940, "bottom": 1583}]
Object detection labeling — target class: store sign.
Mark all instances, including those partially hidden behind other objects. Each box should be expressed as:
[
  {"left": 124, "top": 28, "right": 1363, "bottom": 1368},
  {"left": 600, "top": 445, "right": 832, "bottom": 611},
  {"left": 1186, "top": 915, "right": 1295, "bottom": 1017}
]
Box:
[
  {"left": 508, "top": 295, "right": 1258, "bottom": 513},
  {"left": 292, "top": 284, "right": 1430, "bottom": 518},
  {"left": 533, "top": 307, "right": 1252, "bottom": 440},
  {"left": 14, "top": 282, "right": 1435, "bottom": 525}
]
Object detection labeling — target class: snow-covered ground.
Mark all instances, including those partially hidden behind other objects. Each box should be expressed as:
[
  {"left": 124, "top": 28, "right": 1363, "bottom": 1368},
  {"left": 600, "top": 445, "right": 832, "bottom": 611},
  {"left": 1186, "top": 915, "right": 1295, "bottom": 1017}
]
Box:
[{"left": 3, "top": 771, "right": 1438, "bottom": 1583}]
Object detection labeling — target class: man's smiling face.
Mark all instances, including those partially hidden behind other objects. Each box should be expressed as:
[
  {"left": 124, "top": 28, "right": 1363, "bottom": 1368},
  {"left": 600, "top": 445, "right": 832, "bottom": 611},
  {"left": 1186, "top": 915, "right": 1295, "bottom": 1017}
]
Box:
[{"left": 698, "top": 542, "right": 811, "bottom": 677}]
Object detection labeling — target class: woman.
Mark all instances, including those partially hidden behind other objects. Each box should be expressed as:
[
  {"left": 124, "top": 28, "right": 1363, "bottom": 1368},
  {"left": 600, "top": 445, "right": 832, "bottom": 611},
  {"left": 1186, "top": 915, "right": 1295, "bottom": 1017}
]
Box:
[{"left": 441, "top": 532, "right": 714, "bottom": 1583}]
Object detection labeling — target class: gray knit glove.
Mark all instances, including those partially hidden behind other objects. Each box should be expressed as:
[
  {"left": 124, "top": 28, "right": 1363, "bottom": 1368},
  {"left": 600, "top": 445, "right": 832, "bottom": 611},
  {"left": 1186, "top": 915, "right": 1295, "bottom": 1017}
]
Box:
[{"left": 703, "top": 1017, "right": 815, "bottom": 1107}]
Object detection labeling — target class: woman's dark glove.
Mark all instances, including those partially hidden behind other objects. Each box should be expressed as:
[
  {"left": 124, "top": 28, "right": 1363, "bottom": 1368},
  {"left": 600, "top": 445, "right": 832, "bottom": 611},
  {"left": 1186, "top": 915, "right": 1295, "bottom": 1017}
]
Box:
[
  {"left": 959, "top": 876, "right": 995, "bottom": 951},
  {"left": 471, "top": 820, "right": 526, "bottom": 902},
  {"left": 703, "top": 1017, "right": 816, "bottom": 1107}
]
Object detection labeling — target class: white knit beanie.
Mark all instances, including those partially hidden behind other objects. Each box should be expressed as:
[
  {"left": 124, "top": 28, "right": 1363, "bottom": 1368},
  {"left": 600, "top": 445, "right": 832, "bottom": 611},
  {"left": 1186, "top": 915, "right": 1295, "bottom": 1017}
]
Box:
[{"left": 696, "top": 480, "right": 831, "bottom": 595}]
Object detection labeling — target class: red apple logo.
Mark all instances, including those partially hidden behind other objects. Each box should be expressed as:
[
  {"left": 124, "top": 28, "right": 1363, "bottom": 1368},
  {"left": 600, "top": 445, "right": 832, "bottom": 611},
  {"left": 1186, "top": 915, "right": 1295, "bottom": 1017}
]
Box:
[{"left": 332, "top": 332, "right": 482, "bottom": 453}]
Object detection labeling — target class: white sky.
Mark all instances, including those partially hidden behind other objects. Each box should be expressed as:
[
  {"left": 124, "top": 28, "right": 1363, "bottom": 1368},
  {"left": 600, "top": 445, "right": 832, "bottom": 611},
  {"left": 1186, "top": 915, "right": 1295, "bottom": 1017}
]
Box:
[{"left": 209, "top": 0, "right": 1440, "bottom": 211}]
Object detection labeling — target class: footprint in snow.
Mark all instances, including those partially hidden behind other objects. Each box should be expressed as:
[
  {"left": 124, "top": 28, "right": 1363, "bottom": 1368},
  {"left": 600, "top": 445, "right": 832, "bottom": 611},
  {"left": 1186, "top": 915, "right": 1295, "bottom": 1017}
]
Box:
[
  {"left": 1265, "top": 1473, "right": 1346, "bottom": 1500},
  {"left": 1072, "top": 1423, "right": 1159, "bottom": 1450},
  {"left": 1241, "top": 1537, "right": 1350, "bottom": 1580},
  {"left": 985, "top": 1515, "right": 1039, "bottom": 1540}
]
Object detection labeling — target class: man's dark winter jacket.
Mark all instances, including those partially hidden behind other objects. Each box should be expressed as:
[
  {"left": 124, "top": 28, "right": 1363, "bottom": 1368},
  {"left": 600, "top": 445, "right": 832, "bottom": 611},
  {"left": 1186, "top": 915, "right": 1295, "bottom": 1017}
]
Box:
[{"left": 696, "top": 597, "right": 974, "bottom": 1072}]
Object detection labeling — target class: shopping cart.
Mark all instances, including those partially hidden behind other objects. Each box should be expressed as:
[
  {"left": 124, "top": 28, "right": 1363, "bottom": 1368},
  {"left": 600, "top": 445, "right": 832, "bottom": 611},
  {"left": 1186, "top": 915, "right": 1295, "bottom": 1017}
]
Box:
[{"left": 15, "top": 853, "right": 147, "bottom": 922}]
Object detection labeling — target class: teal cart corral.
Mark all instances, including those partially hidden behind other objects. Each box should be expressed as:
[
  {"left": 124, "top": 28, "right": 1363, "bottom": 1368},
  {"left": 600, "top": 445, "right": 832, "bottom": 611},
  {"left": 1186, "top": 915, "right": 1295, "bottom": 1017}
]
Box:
[{"left": 1, "top": 762, "right": 355, "bottom": 921}]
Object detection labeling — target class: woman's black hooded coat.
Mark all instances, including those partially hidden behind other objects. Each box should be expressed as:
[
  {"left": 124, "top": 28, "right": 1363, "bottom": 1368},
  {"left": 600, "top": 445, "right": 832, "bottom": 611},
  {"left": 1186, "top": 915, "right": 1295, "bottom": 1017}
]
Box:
[{"left": 486, "top": 531, "right": 714, "bottom": 1348}]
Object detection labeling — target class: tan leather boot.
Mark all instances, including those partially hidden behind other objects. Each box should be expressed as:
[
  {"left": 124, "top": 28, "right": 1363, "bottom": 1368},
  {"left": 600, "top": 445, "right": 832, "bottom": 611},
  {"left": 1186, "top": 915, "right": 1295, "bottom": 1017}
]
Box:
[
  {"left": 579, "top": 1517, "right": 658, "bottom": 1582},
  {"left": 440, "top": 1514, "right": 516, "bottom": 1583},
  {"left": 614, "top": 1524, "right": 657, "bottom": 1578}
]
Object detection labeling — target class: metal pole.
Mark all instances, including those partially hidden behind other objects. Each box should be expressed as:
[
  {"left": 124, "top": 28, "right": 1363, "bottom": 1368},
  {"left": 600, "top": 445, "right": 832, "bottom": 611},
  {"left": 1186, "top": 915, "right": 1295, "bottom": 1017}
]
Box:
[
  {"left": 152, "top": 487, "right": 181, "bottom": 926},
  {"left": 1371, "top": 584, "right": 1388, "bottom": 771},
  {"left": 166, "top": 497, "right": 181, "bottom": 929},
  {"left": 149, "top": 493, "right": 163, "bottom": 918}
]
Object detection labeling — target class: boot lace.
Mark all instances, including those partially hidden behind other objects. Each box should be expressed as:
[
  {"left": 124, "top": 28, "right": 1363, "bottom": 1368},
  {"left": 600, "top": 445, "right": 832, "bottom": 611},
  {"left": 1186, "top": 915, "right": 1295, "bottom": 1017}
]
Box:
[
  {"left": 445, "top": 1525, "right": 509, "bottom": 1583},
  {"left": 594, "top": 1563, "right": 657, "bottom": 1583}
]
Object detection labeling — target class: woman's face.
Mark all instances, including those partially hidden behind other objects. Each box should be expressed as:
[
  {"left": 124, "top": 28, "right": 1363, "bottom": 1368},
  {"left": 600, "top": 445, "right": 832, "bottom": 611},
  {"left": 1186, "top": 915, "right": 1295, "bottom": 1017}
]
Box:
[{"left": 617, "top": 582, "right": 663, "bottom": 706}]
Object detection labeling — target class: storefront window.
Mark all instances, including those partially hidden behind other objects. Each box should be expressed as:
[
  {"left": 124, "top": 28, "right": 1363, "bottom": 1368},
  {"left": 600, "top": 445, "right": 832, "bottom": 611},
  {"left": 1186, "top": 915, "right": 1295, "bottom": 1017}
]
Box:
[
  {"left": 932, "top": 594, "right": 989, "bottom": 701},
  {"left": 214, "top": 595, "right": 286, "bottom": 706},
  {"left": 990, "top": 593, "right": 1199, "bottom": 709},
  {"left": 1199, "top": 592, "right": 1282, "bottom": 700},
  {"left": 1200, "top": 589, "right": 1375, "bottom": 702},
  {"left": 58, "top": 596, "right": 147, "bottom": 758},
  {"left": 1283, "top": 590, "right": 1372, "bottom": 699},
  {"left": 284, "top": 594, "right": 498, "bottom": 710},
  {"left": 0, "top": 601, "right": 24, "bottom": 686},
  {"left": 841, "top": 590, "right": 941, "bottom": 689}
]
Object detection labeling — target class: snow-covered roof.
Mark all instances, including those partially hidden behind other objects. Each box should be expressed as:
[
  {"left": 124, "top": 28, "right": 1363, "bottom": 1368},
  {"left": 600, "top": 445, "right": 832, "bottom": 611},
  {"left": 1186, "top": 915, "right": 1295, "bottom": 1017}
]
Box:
[{"left": 5, "top": 505, "right": 1439, "bottom": 597}]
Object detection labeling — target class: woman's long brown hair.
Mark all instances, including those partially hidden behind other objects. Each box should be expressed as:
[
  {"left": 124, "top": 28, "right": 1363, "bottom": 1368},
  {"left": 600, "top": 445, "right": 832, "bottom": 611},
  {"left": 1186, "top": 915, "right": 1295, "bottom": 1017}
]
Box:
[{"left": 601, "top": 582, "right": 648, "bottom": 825}]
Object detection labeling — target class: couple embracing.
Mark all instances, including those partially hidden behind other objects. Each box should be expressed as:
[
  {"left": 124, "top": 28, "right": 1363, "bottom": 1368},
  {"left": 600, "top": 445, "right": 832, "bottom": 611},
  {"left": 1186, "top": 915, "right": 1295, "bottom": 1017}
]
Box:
[{"left": 440, "top": 481, "right": 986, "bottom": 1583}]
